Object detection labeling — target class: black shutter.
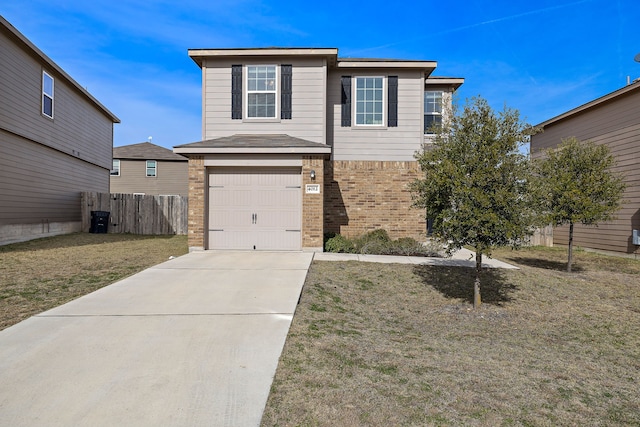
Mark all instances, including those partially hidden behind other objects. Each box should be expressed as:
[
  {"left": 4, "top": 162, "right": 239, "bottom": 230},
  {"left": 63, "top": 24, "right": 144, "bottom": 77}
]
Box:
[
  {"left": 281, "top": 64, "right": 292, "bottom": 119},
  {"left": 388, "top": 76, "right": 398, "bottom": 127},
  {"left": 341, "top": 76, "right": 351, "bottom": 127},
  {"left": 231, "top": 65, "right": 242, "bottom": 119}
]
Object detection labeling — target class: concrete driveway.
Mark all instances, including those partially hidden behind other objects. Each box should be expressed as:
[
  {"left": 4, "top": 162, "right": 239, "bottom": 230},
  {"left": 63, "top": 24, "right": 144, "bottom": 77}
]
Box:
[{"left": 0, "top": 251, "right": 313, "bottom": 427}]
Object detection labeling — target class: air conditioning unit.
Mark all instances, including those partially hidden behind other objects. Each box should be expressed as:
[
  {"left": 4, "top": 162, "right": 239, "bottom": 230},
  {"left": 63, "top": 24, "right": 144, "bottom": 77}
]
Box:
[{"left": 633, "top": 230, "right": 640, "bottom": 246}]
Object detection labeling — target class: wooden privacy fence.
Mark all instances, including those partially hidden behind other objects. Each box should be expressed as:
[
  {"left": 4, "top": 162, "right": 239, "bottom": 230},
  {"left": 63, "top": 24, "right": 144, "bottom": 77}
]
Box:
[
  {"left": 81, "top": 192, "right": 188, "bottom": 235},
  {"left": 528, "top": 225, "right": 553, "bottom": 247}
]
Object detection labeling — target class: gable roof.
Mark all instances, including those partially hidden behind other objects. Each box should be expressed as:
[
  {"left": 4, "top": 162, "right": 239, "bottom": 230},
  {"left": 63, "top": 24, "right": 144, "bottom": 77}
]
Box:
[
  {"left": 0, "top": 15, "right": 120, "bottom": 123},
  {"left": 114, "top": 142, "right": 187, "bottom": 161},
  {"left": 536, "top": 80, "right": 640, "bottom": 128}
]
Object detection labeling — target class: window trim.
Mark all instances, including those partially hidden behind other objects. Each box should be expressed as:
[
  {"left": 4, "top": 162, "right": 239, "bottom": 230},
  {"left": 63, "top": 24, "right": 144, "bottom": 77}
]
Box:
[
  {"left": 111, "top": 159, "right": 121, "bottom": 176},
  {"left": 245, "top": 64, "right": 279, "bottom": 121},
  {"left": 146, "top": 160, "right": 157, "bottom": 177},
  {"left": 424, "top": 90, "right": 443, "bottom": 135},
  {"left": 42, "top": 71, "right": 54, "bottom": 119},
  {"left": 353, "top": 76, "right": 386, "bottom": 128}
]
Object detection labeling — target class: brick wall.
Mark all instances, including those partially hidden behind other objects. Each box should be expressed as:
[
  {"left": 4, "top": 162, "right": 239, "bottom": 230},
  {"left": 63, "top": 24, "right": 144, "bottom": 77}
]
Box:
[
  {"left": 324, "top": 160, "right": 426, "bottom": 241},
  {"left": 187, "top": 156, "right": 205, "bottom": 250},
  {"left": 302, "top": 156, "right": 324, "bottom": 249}
]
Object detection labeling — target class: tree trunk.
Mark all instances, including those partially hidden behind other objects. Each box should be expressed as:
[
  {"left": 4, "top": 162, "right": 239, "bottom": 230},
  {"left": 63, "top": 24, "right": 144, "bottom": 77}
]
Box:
[
  {"left": 474, "top": 252, "right": 482, "bottom": 309},
  {"left": 567, "top": 221, "right": 574, "bottom": 273}
]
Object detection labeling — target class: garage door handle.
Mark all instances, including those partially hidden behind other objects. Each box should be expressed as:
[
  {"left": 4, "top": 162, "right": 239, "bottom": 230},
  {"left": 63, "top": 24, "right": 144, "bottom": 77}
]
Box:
[{"left": 252, "top": 213, "right": 257, "bottom": 224}]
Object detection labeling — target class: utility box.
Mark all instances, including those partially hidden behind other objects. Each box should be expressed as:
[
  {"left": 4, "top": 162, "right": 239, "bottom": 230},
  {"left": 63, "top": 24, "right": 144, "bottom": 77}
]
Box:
[
  {"left": 90, "top": 211, "right": 110, "bottom": 234},
  {"left": 633, "top": 230, "right": 640, "bottom": 246}
]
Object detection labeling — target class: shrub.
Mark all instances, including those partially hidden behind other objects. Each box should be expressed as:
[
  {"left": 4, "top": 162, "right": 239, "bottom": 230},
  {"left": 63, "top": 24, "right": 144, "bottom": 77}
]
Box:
[
  {"left": 324, "top": 234, "right": 356, "bottom": 253},
  {"left": 324, "top": 229, "right": 443, "bottom": 257}
]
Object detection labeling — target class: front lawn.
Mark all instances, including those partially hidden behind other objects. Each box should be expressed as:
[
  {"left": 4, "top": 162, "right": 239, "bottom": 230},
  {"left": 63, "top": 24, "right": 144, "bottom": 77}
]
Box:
[
  {"left": 0, "top": 233, "right": 188, "bottom": 330},
  {"left": 261, "top": 246, "right": 640, "bottom": 426}
]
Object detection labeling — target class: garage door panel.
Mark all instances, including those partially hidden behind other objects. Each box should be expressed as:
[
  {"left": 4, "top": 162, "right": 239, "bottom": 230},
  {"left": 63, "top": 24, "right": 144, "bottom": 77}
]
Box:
[
  {"left": 207, "top": 167, "right": 302, "bottom": 250},
  {"left": 209, "top": 210, "right": 252, "bottom": 229},
  {"left": 255, "top": 230, "right": 301, "bottom": 251},
  {"left": 209, "top": 230, "right": 255, "bottom": 250},
  {"left": 209, "top": 189, "right": 252, "bottom": 206},
  {"left": 254, "top": 210, "right": 300, "bottom": 229},
  {"left": 253, "top": 189, "right": 299, "bottom": 208}
]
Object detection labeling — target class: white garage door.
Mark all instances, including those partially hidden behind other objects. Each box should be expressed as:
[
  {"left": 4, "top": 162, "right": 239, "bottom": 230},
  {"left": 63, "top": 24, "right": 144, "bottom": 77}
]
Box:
[{"left": 208, "top": 167, "right": 302, "bottom": 250}]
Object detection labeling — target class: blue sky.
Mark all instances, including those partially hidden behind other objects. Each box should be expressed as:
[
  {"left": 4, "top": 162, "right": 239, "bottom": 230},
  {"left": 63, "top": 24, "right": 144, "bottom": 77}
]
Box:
[{"left": 2, "top": 0, "right": 639, "bottom": 149}]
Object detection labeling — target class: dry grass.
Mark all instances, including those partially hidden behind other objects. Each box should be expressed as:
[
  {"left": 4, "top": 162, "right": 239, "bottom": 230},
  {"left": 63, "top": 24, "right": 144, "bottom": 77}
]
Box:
[
  {"left": 261, "top": 246, "right": 640, "bottom": 426},
  {"left": 0, "top": 233, "right": 188, "bottom": 330}
]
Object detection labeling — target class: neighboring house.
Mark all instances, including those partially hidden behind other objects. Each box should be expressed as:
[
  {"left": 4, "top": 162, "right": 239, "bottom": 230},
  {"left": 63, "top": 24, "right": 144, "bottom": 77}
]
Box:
[
  {"left": 0, "top": 16, "right": 119, "bottom": 245},
  {"left": 175, "top": 48, "right": 463, "bottom": 251},
  {"left": 531, "top": 81, "right": 640, "bottom": 255},
  {"left": 111, "top": 142, "right": 188, "bottom": 196}
]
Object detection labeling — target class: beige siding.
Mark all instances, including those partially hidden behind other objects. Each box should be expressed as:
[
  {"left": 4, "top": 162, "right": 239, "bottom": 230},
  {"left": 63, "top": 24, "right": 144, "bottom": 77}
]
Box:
[
  {"left": 0, "top": 29, "right": 114, "bottom": 170},
  {"left": 531, "top": 88, "right": 640, "bottom": 254},
  {"left": 202, "top": 57, "right": 326, "bottom": 144},
  {"left": 327, "top": 69, "right": 424, "bottom": 161},
  {"left": 110, "top": 160, "right": 189, "bottom": 196},
  {"left": 0, "top": 130, "right": 108, "bottom": 226}
]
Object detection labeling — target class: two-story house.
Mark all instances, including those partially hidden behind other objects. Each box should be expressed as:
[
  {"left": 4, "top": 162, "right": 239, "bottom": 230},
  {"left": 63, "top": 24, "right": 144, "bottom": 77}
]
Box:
[
  {"left": 531, "top": 81, "right": 640, "bottom": 255},
  {"left": 111, "top": 142, "right": 188, "bottom": 196},
  {"left": 174, "top": 48, "right": 463, "bottom": 251},
  {"left": 0, "top": 16, "right": 119, "bottom": 245}
]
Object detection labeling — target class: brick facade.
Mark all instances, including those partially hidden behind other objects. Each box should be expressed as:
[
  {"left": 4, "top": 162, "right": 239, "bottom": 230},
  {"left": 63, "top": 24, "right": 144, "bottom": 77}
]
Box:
[
  {"left": 324, "top": 160, "right": 426, "bottom": 241},
  {"left": 302, "top": 156, "right": 324, "bottom": 250},
  {"left": 185, "top": 158, "right": 424, "bottom": 250},
  {"left": 187, "top": 156, "right": 205, "bottom": 250}
]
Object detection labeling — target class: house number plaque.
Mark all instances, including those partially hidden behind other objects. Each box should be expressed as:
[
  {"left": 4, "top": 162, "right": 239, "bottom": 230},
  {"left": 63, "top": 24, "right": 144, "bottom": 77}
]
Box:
[{"left": 305, "top": 184, "right": 320, "bottom": 194}]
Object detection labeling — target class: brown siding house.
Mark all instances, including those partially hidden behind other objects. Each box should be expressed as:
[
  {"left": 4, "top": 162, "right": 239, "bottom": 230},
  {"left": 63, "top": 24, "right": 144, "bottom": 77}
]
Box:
[
  {"left": 0, "top": 16, "right": 119, "bottom": 245},
  {"left": 111, "top": 142, "right": 188, "bottom": 196},
  {"left": 531, "top": 81, "right": 640, "bottom": 255},
  {"left": 175, "top": 48, "right": 463, "bottom": 251}
]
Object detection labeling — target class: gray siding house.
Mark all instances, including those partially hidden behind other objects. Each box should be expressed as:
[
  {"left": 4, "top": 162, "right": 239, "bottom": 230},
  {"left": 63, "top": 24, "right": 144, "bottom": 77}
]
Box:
[
  {"left": 0, "top": 16, "right": 119, "bottom": 245},
  {"left": 531, "top": 81, "right": 640, "bottom": 255},
  {"left": 175, "top": 48, "right": 463, "bottom": 251},
  {"left": 111, "top": 142, "right": 188, "bottom": 196}
]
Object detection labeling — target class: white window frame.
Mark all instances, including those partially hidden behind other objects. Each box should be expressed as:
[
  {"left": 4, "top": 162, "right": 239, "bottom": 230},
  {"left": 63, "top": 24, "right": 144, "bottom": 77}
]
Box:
[
  {"left": 42, "top": 71, "right": 54, "bottom": 119},
  {"left": 245, "top": 64, "right": 278, "bottom": 119},
  {"left": 424, "top": 91, "right": 443, "bottom": 134},
  {"left": 146, "top": 160, "right": 157, "bottom": 177},
  {"left": 111, "top": 159, "right": 120, "bottom": 176},
  {"left": 354, "top": 76, "right": 386, "bottom": 127}
]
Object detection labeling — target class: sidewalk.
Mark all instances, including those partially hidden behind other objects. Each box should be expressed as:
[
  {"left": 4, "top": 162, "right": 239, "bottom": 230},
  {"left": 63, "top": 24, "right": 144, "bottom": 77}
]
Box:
[{"left": 313, "top": 247, "right": 519, "bottom": 269}]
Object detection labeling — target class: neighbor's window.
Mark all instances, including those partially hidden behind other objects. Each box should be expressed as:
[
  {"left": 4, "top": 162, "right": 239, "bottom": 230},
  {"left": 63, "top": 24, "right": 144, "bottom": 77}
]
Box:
[
  {"left": 111, "top": 159, "right": 120, "bottom": 176},
  {"left": 424, "top": 91, "right": 443, "bottom": 134},
  {"left": 146, "top": 160, "right": 157, "bottom": 177},
  {"left": 247, "top": 65, "right": 277, "bottom": 118},
  {"left": 355, "top": 77, "right": 384, "bottom": 125},
  {"left": 42, "top": 71, "right": 54, "bottom": 118}
]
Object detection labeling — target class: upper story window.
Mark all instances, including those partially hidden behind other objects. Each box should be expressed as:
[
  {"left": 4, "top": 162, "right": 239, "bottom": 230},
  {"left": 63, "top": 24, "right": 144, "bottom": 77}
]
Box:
[
  {"left": 247, "top": 65, "right": 277, "bottom": 118},
  {"left": 146, "top": 160, "right": 157, "bottom": 177},
  {"left": 340, "top": 75, "right": 397, "bottom": 128},
  {"left": 111, "top": 159, "right": 120, "bottom": 176},
  {"left": 355, "top": 77, "right": 384, "bottom": 126},
  {"left": 424, "top": 91, "right": 443, "bottom": 134},
  {"left": 42, "top": 71, "right": 54, "bottom": 118}
]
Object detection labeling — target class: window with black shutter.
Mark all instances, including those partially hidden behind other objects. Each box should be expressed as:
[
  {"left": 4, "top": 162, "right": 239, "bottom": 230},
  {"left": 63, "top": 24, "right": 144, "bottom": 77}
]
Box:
[
  {"left": 341, "top": 76, "right": 351, "bottom": 127},
  {"left": 388, "top": 76, "right": 398, "bottom": 127},
  {"left": 281, "top": 64, "right": 292, "bottom": 119},
  {"left": 231, "top": 65, "right": 242, "bottom": 119}
]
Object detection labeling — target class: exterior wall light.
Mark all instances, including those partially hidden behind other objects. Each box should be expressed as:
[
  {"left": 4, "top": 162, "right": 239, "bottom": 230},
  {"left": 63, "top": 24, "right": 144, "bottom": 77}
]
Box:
[{"left": 310, "top": 170, "right": 316, "bottom": 180}]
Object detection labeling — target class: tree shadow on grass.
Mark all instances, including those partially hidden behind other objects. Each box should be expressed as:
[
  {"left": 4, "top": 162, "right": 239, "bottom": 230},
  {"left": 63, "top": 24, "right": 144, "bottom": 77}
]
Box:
[
  {"left": 413, "top": 265, "right": 517, "bottom": 306},
  {"left": 505, "top": 257, "right": 583, "bottom": 273}
]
